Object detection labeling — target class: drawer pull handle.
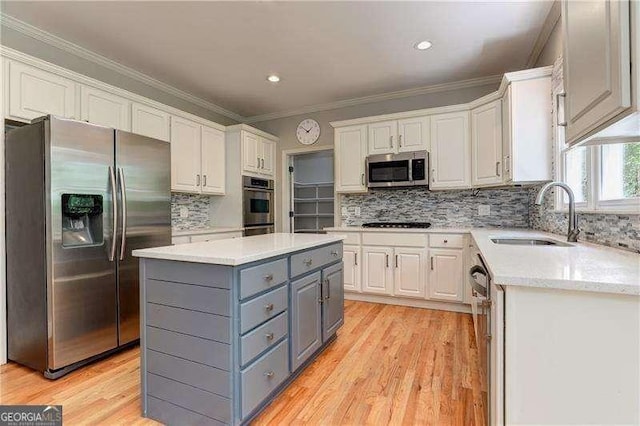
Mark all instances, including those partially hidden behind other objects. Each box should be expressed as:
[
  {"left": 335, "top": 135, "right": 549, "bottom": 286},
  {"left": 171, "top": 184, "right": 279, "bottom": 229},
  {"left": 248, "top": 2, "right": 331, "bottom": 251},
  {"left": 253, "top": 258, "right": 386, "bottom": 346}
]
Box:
[
  {"left": 264, "top": 371, "right": 274, "bottom": 378},
  {"left": 303, "top": 258, "right": 313, "bottom": 266},
  {"left": 265, "top": 303, "right": 274, "bottom": 312},
  {"left": 444, "top": 239, "right": 448, "bottom": 243},
  {"left": 330, "top": 250, "right": 339, "bottom": 257},
  {"left": 264, "top": 273, "right": 274, "bottom": 282},
  {"left": 265, "top": 332, "right": 274, "bottom": 340}
]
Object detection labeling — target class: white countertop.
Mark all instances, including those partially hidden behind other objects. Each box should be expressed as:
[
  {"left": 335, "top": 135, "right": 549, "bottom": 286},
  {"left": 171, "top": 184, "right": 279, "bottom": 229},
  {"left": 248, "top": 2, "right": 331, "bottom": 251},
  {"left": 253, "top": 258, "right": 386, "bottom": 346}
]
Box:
[
  {"left": 324, "top": 226, "right": 473, "bottom": 234},
  {"left": 172, "top": 227, "right": 244, "bottom": 237},
  {"left": 470, "top": 229, "right": 640, "bottom": 296},
  {"left": 133, "top": 233, "right": 345, "bottom": 266}
]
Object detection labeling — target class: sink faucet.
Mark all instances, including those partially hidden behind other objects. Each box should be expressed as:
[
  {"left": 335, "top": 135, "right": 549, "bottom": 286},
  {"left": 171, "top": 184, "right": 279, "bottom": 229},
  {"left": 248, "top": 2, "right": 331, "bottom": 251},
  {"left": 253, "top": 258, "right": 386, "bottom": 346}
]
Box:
[{"left": 535, "top": 182, "right": 580, "bottom": 242}]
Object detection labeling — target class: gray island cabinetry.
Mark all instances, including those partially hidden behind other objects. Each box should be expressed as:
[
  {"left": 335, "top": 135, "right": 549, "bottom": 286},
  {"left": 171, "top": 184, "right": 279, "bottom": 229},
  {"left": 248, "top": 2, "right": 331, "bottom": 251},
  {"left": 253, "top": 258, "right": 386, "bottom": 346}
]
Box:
[{"left": 133, "top": 234, "right": 345, "bottom": 425}]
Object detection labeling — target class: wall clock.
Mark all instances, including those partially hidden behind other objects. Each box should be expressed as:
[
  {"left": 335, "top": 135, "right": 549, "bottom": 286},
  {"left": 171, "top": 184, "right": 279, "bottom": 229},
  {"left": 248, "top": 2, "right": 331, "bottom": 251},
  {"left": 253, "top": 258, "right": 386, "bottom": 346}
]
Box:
[{"left": 296, "top": 118, "right": 320, "bottom": 145}]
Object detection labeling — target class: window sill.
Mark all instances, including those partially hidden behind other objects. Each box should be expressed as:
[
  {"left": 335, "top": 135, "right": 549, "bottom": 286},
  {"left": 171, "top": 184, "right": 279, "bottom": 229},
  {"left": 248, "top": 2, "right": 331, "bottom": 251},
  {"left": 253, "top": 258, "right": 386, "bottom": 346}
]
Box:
[{"left": 552, "top": 208, "right": 640, "bottom": 215}]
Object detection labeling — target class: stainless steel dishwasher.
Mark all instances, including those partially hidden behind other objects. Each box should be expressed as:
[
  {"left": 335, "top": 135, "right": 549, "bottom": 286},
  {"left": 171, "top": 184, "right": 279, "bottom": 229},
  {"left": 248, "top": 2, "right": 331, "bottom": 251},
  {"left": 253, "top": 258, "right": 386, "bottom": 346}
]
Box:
[{"left": 469, "top": 247, "right": 491, "bottom": 425}]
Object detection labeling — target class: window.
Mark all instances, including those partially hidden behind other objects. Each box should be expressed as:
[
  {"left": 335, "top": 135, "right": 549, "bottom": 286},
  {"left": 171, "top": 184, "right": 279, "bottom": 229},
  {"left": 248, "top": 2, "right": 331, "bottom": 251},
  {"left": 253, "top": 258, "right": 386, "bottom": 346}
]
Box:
[
  {"left": 600, "top": 143, "right": 640, "bottom": 200},
  {"left": 559, "top": 142, "right": 640, "bottom": 213}
]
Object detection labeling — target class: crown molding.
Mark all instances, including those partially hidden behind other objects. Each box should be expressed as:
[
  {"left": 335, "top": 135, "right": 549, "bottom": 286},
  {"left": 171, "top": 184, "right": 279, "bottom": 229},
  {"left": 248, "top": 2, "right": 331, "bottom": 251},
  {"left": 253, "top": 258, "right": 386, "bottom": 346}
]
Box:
[
  {"left": 525, "top": 0, "right": 561, "bottom": 68},
  {"left": 0, "top": 13, "right": 245, "bottom": 122},
  {"left": 243, "top": 74, "right": 503, "bottom": 124}
]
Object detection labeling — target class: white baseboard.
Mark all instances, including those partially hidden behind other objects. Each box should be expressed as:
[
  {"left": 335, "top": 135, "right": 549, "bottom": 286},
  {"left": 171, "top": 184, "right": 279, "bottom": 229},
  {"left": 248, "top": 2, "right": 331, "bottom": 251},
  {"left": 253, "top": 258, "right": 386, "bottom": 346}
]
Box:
[{"left": 345, "top": 292, "right": 471, "bottom": 314}]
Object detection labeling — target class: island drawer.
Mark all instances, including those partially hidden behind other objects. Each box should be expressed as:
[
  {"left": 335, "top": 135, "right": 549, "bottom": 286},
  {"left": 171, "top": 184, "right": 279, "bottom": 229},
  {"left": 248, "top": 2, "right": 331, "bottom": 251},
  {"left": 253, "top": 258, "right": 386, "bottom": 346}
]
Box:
[
  {"left": 144, "top": 259, "right": 232, "bottom": 289},
  {"left": 239, "top": 258, "right": 288, "bottom": 300},
  {"left": 146, "top": 279, "right": 230, "bottom": 316},
  {"left": 147, "top": 350, "right": 231, "bottom": 398},
  {"left": 240, "top": 285, "right": 288, "bottom": 334},
  {"left": 430, "top": 233, "right": 465, "bottom": 248},
  {"left": 240, "top": 311, "right": 288, "bottom": 366},
  {"left": 146, "top": 327, "right": 230, "bottom": 371},
  {"left": 147, "top": 303, "right": 230, "bottom": 343},
  {"left": 240, "top": 339, "right": 289, "bottom": 419},
  {"left": 147, "top": 373, "right": 231, "bottom": 424},
  {"left": 290, "top": 243, "right": 342, "bottom": 278}
]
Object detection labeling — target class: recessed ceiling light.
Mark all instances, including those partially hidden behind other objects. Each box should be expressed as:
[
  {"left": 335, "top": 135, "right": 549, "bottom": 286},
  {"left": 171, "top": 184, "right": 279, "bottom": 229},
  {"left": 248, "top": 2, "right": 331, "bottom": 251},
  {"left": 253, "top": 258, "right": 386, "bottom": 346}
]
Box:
[
  {"left": 414, "top": 40, "right": 433, "bottom": 51},
  {"left": 267, "top": 75, "right": 280, "bottom": 83}
]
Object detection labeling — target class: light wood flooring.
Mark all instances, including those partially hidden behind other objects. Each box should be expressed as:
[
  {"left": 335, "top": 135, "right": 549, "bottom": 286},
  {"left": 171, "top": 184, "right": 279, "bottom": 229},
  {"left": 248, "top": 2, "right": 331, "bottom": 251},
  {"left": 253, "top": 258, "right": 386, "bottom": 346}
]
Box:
[{"left": 0, "top": 301, "right": 484, "bottom": 425}]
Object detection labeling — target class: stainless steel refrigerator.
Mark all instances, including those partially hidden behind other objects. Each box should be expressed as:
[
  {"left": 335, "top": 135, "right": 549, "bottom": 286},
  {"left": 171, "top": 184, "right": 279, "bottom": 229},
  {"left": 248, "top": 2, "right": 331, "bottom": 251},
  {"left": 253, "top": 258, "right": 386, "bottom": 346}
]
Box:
[{"left": 5, "top": 116, "right": 171, "bottom": 379}]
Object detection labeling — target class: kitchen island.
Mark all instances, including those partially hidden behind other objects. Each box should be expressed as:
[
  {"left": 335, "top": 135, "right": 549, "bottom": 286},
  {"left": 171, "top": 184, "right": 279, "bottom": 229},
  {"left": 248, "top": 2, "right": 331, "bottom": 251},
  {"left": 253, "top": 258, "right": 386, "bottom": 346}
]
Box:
[{"left": 133, "top": 233, "right": 346, "bottom": 426}]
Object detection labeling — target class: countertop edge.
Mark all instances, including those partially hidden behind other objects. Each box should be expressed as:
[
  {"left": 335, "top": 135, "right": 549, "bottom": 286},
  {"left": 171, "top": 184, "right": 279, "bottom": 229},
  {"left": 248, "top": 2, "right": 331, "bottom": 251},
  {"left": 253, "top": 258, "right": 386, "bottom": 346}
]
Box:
[{"left": 133, "top": 235, "right": 346, "bottom": 266}]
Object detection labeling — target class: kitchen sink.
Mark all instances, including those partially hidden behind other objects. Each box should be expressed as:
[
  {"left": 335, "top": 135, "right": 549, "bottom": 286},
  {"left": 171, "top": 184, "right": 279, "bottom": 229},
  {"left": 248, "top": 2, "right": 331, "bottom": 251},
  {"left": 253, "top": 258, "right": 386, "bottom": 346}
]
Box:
[{"left": 490, "top": 237, "right": 572, "bottom": 247}]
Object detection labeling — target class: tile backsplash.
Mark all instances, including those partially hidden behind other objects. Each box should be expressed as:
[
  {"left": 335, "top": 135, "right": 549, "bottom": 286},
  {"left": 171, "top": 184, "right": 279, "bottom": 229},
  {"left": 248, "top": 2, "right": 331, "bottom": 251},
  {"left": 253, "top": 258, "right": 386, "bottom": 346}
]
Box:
[
  {"left": 529, "top": 187, "right": 640, "bottom": 253},
  {"left": 171, "top": 193, "right": 212, "bottom": 231},
  {"left": 340, "top": 186, "right": 531, "bottom": 228}
]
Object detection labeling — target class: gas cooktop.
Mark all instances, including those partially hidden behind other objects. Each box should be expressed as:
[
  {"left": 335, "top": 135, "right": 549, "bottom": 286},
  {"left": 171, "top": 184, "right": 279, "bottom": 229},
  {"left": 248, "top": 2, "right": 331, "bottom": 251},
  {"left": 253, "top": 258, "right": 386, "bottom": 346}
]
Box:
[{"left": 361, "top": 222, "right": 432, "bottom": 229}]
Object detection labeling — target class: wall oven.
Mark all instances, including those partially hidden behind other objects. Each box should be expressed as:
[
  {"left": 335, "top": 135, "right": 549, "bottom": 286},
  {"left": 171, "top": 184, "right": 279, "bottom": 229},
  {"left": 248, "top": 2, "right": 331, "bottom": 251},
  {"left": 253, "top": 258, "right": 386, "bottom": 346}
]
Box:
[
  {"left": 366, "top": 150, "right": 428, "bottom": 188},
  {"left": 243, "top": 176, "right": 274, "bottom": 236}
]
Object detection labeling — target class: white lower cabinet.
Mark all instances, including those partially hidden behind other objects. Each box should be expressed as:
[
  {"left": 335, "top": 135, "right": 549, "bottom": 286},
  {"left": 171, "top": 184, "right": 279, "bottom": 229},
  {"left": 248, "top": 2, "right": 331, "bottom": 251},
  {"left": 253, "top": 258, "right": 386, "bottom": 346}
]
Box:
[
  {"left": 428, "top": 249, "right": 464, "bottom": 302},
  {"left": 342, "top": 245, "right": 361, "bottom": 292},
  {"left": 330, "top": 231, "right": 469, "bottom": 306},
  {"left": 362, "top": 246, "right": 394, "bottom": 295},
  {"left": 393, "top": 248, "right": 426, "bottom": 298}
]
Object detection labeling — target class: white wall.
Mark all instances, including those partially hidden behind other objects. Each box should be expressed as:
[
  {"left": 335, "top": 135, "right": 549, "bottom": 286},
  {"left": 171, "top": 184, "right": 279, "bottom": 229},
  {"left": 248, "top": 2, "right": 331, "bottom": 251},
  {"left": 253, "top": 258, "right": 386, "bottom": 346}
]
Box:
[{"left": 535, "top": 16, "right": 562, "bottom": 67}]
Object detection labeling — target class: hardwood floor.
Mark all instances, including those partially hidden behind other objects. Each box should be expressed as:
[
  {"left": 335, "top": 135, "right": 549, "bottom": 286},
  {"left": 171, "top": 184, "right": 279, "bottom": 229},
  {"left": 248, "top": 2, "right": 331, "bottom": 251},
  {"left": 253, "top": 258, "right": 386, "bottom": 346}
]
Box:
[{"left": 0, "top": 301, "right": 484, "bottom": 425}]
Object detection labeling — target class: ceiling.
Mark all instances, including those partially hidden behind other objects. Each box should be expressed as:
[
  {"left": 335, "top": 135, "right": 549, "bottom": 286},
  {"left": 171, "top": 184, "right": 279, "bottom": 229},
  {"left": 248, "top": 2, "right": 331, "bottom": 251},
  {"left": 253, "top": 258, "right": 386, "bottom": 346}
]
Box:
[{"left": 1, "top": 1, "right": 553, "bottom": 120}]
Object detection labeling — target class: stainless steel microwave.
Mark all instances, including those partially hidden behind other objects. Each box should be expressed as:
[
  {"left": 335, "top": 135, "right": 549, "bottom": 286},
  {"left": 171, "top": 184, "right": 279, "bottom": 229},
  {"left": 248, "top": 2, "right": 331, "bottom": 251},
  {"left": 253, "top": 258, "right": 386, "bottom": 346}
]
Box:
[{"left": 366, "top": 151, "right": 429, "bottom": 188}]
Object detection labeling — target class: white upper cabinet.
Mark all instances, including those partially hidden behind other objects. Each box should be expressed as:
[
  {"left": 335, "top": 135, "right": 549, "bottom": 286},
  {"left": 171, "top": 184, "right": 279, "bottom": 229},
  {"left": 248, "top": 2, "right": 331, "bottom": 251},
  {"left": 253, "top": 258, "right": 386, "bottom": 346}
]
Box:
[
  {"left": 131, "top": 103, "right": 170, "bottom": 141},
  {"left": 368, "top": 120, "right": 397, "bottom": 155},
  {"left": 171, "top": 117, "right": 227, "bottom": 194},
  {"left": 259, "top": 138, "right": 275, "bottom": 177},
  {"left": 367, "top": 117, "right": 429, "bottom": 155},
  {"left": 562, "top": 0, "right": 631, "bottom": 146},
  {"left": 335, "top": 124, "right": 368, "bottom": 193},
  {"left": 430, "top": 111, "right": 471, "bottom": 190},
  {"left": 8, "top": 60, "right": 76, "bottom": 121},
  {"left": 171, "top": 116, "right": 202, "bottom": 193},
  {"left": 502, "top": 74, "right": 552, "bottom": 183},
  {"left": 471, "top": 100, "right": 503, "bottom": 186},
  {"left": 393, "top": 248, "right": 426, "bottom": 299},
  {"left": 429, "top": 249, "right": 464, "bottom": 302},
  {"left": 241, "top": 131, "right": 275, "bottom": 179},
  {"left": 241, "top": 131, "right": 260, "bottom": 174},
  {"left": 397, "top": 116, "right": 430, "bottom": 153},
  {"left": 201, "top": 125, "right": 226, "bottom": 195},
  {"left": 80, "top": 85, "right": 131, "bottom": 131}
]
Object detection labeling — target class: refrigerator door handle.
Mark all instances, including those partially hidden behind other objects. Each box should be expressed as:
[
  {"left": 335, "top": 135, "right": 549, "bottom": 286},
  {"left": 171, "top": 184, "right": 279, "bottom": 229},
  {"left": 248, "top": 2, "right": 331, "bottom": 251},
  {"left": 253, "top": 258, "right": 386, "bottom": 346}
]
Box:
[
  {"left": 108, "top": 166, "right": 118, "bottom": 262},
  {"left": 118, "top": 167, "right": 127, "bottom": 261}
]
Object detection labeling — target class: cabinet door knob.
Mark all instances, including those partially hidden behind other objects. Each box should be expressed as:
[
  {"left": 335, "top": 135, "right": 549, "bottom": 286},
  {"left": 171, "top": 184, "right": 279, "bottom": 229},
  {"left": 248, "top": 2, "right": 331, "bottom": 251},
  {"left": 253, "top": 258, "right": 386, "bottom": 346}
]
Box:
[
  {"left": 389, "top": 135, "right": 393, "bottom": 148},
  {"left": 495, "top": 161, "right": 501, "bottom": 177},
  {"left": 398, "top": 134, "right": 403, "bottom": 147},
  {"left": 264, "top": 370, "right": 274, "bottom": 378},
  {"left": 430, "top": 256, "right": 434, "bottom": 270},
  {"left": 303, "top": 258, "right": 313, "bottom": 266},
  {"left": 264, "top": 273, "right": 274, "bottom": 282},
  {"left": 196, "top": 174, "right": 200, "bottom": 186},
  {"left": 203, "top": 174, "right": 207, "bottom": 186},
  {"left": 444, "top": 239, "right": 448, "bottom": 243},
  {"left": 361, "top": 173, "right": 365, "bottom": 186},
  {"left": 265, "top": 332, "right": 274, "bottom": 340},
  {"left": 265, "top": 303, "right": 274, "bottom": 312},
  {"left": 330, "top": 250, "right": 339, "bottom": 257}
]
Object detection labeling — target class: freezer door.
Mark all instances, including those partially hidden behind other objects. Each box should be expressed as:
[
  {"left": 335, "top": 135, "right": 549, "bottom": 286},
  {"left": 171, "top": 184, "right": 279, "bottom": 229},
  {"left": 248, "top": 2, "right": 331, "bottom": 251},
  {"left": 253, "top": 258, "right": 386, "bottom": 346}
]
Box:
[
  {"left": 116, "top": 131, "right": 171, "bottom": 345},
  {"left": 49, "top": 117, "right": 118, "bottom": 370}
]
